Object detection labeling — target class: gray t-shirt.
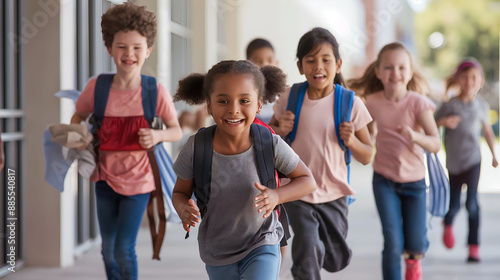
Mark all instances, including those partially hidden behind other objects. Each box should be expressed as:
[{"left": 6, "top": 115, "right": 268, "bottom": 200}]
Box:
[
  {"left": 435, "top": 96, "right": 489, "bottom": 174},
  {"left": 173, "top": 133, "right": 299, "bottom": 266}
]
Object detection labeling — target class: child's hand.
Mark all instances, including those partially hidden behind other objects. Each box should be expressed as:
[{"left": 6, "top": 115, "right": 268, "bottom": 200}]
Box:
[
  {"left": 339, "top": 122, "right": 355, "bottom": 147},
  {"left": 493, "top": 156, "right": 498, "bottom": 168},
  {"left": 138, "top": 128, "right": 159, "bottom": 149},
  {"left": 254, "top": 182, "right": 279, "bottom": 219},
  {"left": 181, "top": 199, "right": 200, "bottom": 232},
  {"left": 396, "top": 124, "right": 415, "bottom": 141},
  {"left": 278, "top": 111, "right": 295, "bottom": 136},
  {"left": 442, "top": 115, "right": 461, "bottom": 129}
]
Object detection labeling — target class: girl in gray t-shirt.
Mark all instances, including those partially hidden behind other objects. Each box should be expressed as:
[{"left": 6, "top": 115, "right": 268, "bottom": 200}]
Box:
[
  {"left": 435, "top": 59, "right": 498, "bottom": 263},
  {"left": 171, "top": 60, "right": 316, "bottom": 280}
]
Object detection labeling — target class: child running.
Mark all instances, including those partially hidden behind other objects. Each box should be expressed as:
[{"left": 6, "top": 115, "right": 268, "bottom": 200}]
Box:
[
  {"left": 269, "top": 27, "right": 373, "bottom": 279},
  {"left": 435, "top": 58, "right": 498, "bottom": 262},
  {"left": 71, "top": 3, "right": 182, "bottom": 279},
  {"left": 172, "top": 60, "right": 316, "bottom": 280},
  {"left": 348, "top": 42, "right": 441, "bottom": 280},
  {"left": 246, "top": 38, "right": 280, "bottom": 124}
]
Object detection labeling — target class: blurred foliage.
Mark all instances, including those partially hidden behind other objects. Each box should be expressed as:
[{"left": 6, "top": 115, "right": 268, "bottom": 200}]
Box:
[{"left": 414, "top": 0, "right": 499, "bottom": 82}]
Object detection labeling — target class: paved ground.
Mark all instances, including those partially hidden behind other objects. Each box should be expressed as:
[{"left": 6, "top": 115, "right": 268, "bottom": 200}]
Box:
[{"left": 4, "top": 152, "right": 500, "bottom": 280}]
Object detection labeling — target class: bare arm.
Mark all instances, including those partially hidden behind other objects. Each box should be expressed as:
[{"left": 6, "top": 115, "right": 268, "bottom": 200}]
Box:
[
  {"left": 367, "top": 120, "right": 377, "bottom": 143},
  {"left": 172, "top": 177, "right": 200, "bottom": 232},
  {"left": 398, "top": 109, "right": 441, "bottom": 154},
  {"left": 482, "top": 123, "right": 499, "bottom": 168},
  {"left": 138, "top": 116, "right": 183, "bottom": 149},
  {"left": 339, "top": 123, "right": 373, "bottom": 165},
  {"left": 268, "top": 112, "right": 295, "bottom": 138},
  {"left": 254, "top": 159, "right": 316, "bottom": 218},
  {"left": 70, "top": 112, "right": 91, "bottom": 124}
]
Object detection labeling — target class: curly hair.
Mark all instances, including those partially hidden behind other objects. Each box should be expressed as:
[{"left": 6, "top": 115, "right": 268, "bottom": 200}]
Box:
[
  {"left": 175, "top": 60, "right": 287, "bottom": 106},
  {"left": 101, "top": 2, "right": 157, "bottom": 48}
]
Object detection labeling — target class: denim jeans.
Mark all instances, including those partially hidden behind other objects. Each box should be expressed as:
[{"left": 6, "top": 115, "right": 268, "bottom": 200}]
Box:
[
  {"left": 205, "top": 244, "right": 281, "bottom": 280},
  {"left": 444, "top": 163, "right": 481, "bottom": 245},
  {"left": 95, "top": 181, "right": 150, "bottom": 280},
  {"left": 372, "top": 172, "right": 429, "bottom": 280}
]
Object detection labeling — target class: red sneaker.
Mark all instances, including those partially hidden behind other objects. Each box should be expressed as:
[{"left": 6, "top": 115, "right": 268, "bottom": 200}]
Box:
[
  {"left": 443, "top": 224, "right": 455, "bottom": 249},
  {"left": 467, "top": 245, "right": 480, "bottom": 262},
  {"left": 405, "top": 259, "right": 422, "bottom": 280}
]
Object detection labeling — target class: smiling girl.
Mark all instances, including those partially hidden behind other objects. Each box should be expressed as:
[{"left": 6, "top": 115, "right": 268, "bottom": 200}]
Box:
[
  {"left": 349, "top": 42, "right": 441, "bottom": 280},
  {"left": 436, "top": 59, "right": 498, "bottom": 262},
  {"left": 270, "top": 27, "right": 373, "bottom": 279},
  {"left": 172, "top": 60, "right": 315, "bottom": 280}
]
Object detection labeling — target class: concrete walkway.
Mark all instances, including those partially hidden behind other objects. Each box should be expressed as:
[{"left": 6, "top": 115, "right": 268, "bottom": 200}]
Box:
[{"left": 4, "top": 159, "right": 500, "bottom": 280}]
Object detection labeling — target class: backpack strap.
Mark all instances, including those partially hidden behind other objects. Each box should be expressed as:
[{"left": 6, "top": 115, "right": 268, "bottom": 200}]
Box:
[
  {"left": 284, "top": 82, "right": 308, "bottom": 144},
  {"left": 193, "top": 125, "right": 216, "bottom": 218},
  {"left": 93, "top": 74, "right": 114, "bottom": 125},
  {"left": 250, "top": 123, "right": 290, "bottom": 245},
  {"left": 334, "top": 85, "right": 354, "bottom": 164},
  {"left": 141, "top": 75, "right": 157, "bottom": 125},
  {"left": 250, "top": 123, "right": 276, "bottom": 189}
]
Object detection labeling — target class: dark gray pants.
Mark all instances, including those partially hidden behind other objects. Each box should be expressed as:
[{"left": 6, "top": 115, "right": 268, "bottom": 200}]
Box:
[{"left": 285, "top": 197, "right": 351, "bottom": 280}]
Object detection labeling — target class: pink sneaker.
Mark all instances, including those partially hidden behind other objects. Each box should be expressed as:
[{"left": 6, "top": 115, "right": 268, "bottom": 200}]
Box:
[
  {"left": 467, "top": 245, "right": 480, "bottom": 262},
  {"left": 405, "top": 259, "right": 422, "bottom": 280},
  {"left": 443, "top": 224, "right": 455, "bottom": 249}
]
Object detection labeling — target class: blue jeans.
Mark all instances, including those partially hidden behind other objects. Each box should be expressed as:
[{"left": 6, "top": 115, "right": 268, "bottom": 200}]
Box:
[
  {"left": 95, "top": 181, "right": 150, "bottom": 280},
  {"left": 372, "top": 172, "right": 429, "bottom": 280},
  {"left": 444, "top": 163, "right": 481, "bottom": 245},
  {"left": 205, "top": 244, "right": 281, "bottom": 280}
]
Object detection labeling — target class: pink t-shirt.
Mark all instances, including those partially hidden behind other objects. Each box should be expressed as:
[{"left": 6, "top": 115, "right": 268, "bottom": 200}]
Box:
[
  {"left": 76, "top": 77, "right": 177, "bottom": 195},
  {"left": 273, "top": 86, "right": 372, "bottom": 204},
  {"left": 365, "top": 91, "right": 435, "bottom": 183}
]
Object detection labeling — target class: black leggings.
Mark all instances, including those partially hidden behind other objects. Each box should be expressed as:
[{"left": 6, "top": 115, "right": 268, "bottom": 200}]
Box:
[{"left": 444, "top": 163, "right": 481, "bottom": 245}]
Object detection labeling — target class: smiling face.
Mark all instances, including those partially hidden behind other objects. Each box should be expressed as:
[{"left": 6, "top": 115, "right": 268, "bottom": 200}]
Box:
[
  {"left": 107, "top": 30, "right": 152, "bottom": 76},
  {"left": 297, "top": 43, "right": 341, "bottom": 93},
  {"left": 375, "top": 48, "right": 413, "bottom": 93},
  {"left": 457, "top": 67, "right": 484, "bottom": 99},
  {"left": 207, "top": 73, "right": 262, "bottom": 138}
]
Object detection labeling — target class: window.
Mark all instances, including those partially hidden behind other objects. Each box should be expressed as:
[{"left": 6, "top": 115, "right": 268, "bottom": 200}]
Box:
[{"left": 0, "top": 0, "right": 24, "bottom": 276}]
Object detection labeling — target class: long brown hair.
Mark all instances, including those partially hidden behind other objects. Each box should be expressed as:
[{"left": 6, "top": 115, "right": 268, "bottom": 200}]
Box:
[{"left": 347, "top": 42, "right": 429, "bottom": 97}]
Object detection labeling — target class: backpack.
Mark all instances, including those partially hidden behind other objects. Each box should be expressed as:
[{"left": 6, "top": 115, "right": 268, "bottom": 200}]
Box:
[
  {"left": 191, "top": 122, "right": 290, "bottom": 245},
  {"left": 425, "top": 151, "right": 450, "bottom": 217},
  {"left": 90, "top": 74, "right": 167, "bottom": 260},
  {"left": 284, "top": 82, "right": 355, "bottom": 203}
]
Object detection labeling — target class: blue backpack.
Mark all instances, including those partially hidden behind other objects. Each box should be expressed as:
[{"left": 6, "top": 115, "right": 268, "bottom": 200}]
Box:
[{"left": 284, "top": 82, "right": 355, "bottom": 204}]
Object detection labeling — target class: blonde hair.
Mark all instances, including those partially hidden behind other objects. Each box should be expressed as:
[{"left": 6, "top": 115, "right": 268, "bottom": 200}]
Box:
[{"left": 348, "top": 42, "right": 429, "bottom": 97}]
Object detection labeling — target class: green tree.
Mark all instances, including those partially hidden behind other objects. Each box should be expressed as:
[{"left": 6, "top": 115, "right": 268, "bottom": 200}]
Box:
[{"left": 415, "top": 0, "right": 499, "bottom": 82}]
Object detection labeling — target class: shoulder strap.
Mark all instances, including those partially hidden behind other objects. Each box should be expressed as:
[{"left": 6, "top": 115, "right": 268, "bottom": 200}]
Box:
[
  {"left": 193, "top": 125, "right": 216, "bottom": 217},
  {"left": 94, "top": 74, "right": 114, "bottom": 120},
  {"left": 250, "top": 123, "right": 276, "bottom": 189},
  {"left": 334, "top": 84, "right": 355, "bottom": 182},
  {"left": 93, "top": 74, "right": 157, "bottom": 125},
  {"left": 284, "top": 81, "right": 308, "bottom": 144},
  {"left": 141, "top": 75, "right": 157, "bottom": 125}
]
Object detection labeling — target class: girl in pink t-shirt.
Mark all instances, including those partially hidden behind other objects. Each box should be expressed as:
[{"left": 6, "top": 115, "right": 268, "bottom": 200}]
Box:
[
  {"left": 70, "top": 3, "right": 182, "bottom": 280},
  {"left": 348, "top": 42, "right": 441, "bottom": 280},
  {"left": 270, "top": 27, "right": 373, "bottom": 279}
]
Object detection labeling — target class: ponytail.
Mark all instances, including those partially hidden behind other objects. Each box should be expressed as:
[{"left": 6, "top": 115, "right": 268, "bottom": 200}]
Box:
[
  {"left": 175, "top": 60, "right": 287, "bottom": 105},
  {"left": 174, "top": 73, "right": 206, "bottom": 105},
  {"left": 260, "top": 65, "right": 287, "bottom": 104}
]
